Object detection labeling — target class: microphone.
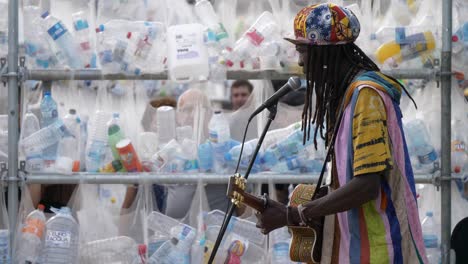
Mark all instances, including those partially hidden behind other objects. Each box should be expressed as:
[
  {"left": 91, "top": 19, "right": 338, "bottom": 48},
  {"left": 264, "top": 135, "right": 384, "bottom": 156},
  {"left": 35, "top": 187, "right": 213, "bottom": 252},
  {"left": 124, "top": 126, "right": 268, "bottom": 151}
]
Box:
[{"left": 249, "top": 76, "right": 302, "bottom": 120}]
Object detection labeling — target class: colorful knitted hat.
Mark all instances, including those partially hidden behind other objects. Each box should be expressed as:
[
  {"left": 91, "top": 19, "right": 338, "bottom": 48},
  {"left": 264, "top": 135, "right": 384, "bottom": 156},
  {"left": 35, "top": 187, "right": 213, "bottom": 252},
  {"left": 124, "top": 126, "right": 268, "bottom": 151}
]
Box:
[{"left": 284, "top": 3, "right": 360, "bottom": 45}]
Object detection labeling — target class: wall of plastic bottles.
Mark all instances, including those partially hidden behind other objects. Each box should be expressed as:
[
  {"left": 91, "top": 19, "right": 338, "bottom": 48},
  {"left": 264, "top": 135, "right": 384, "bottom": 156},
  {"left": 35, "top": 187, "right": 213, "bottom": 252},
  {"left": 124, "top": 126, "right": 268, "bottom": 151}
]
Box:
[{"left": 0, "top": 0, "right": 466, "bottom": 263}]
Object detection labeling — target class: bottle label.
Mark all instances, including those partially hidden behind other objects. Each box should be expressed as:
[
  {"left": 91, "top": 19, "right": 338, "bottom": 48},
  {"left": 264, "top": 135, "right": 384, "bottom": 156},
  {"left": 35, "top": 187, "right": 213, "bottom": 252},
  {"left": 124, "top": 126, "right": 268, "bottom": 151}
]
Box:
[
  {"left": 399, "top": 32, "right": 431, "bottom": 60},
  {"left": 175, "top": 32, "right": 200, "bottom": 60},
  {"left": 246, "top": 29, "right": 264, "bottom": 46},
  {"left": 418, "top": 149, "right": 438, "bottom": 164},
  {"left": 209, "top": 131, "right": 219, "bottom": 143},
  {"left": 184, "top": 159, "right": 199, "bottom": 171},
  {"left": 45, "top": 230, "right": 71, "bottom": 248},
  {"left": 47, "top": 22, "right": 68, "bottom": 41},
  {"left": 451, "top": 140, "right": 466, "bottom": 153},
  {"left": 22, "top": 218, "right": 45, "bottom": 238}
]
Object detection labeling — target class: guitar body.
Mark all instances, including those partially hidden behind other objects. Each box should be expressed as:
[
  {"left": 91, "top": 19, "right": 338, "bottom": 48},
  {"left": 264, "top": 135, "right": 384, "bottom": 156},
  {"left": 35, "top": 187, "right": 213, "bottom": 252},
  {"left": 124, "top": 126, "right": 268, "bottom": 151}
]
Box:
[{"left": 289, "top": 184, "right": 329, "bottom": 264}]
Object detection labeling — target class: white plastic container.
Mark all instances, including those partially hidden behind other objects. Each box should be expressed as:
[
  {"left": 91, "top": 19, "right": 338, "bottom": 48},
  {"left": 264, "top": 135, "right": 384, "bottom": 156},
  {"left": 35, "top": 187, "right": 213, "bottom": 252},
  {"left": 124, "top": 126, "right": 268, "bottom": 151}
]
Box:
[
  {"left": 156, "top": 106, "right": 176, "bottom": 147},
  {"left": 167, "top": 23, "right": 209, "bottom": 83}
]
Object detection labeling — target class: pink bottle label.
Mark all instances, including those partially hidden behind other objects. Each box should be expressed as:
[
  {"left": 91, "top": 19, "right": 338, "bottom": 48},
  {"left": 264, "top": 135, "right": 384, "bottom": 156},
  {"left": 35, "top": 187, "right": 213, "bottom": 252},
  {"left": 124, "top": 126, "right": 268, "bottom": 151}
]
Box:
[{"left": 246, "top": 29, "right": 264, "bottom": 46}]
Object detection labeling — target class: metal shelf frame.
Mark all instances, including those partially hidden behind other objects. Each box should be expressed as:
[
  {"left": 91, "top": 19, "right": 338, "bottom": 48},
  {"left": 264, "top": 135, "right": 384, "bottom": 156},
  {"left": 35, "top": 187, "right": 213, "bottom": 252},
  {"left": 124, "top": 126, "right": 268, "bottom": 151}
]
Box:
[{"left": 3, "top": 0, "right": 454, "bottom": 262}]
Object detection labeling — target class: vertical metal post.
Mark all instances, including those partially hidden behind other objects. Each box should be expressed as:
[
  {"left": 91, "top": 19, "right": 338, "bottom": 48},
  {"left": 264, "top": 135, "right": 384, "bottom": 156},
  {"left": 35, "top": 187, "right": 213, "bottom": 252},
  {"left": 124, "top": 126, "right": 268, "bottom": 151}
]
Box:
[
  {"left": 7, "top": 0, "right": 19, "bottom": 244},
  {"left": 440, "top": 0, "right": 452, "bottom": 263}
]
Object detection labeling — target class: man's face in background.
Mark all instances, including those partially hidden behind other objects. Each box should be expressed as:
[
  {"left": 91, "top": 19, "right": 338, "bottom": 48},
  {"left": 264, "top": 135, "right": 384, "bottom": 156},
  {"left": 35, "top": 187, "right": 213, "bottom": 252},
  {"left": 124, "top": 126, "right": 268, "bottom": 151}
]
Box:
[{"left": 231, "top": 85, "right": 251, "bottom": 110}]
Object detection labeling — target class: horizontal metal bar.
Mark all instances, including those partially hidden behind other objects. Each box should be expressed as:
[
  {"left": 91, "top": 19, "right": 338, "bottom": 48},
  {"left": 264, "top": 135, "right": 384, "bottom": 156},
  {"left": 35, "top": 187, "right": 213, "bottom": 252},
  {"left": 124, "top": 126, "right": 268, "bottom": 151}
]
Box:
[
  {"left": 24, "top": 173, "right": 434, "bottom": 184},
  {"left": 21, "top": 69, "right": 438, "bottom": 81}
]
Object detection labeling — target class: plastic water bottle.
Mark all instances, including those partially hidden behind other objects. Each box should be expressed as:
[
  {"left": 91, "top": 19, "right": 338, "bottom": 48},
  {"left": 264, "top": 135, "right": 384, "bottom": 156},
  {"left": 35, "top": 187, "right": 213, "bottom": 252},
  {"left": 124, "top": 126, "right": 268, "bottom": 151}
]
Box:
[
  {"left": 165, "top": 225, "right": 196, "bottom": 264},
  {"left": 451, "top": 119, "right": 467, "bottom": 175},
  {"left": 209, "top": 111, "right": 231, "bottom": 173},
  {"left": 40, "top": 91, "right": 58, "bottom": 128},
  {"left": 263, "top": 129, "right": 311, "bottom": 167},
  {"left": 21, "top": 107, "right": 40, "bottom": 140},
  {"left": 16, "top": 204, "right": 46, "bottom": 264},
  {"left": 167, "top": 23, "right": 209, "bottom": 83},
  {"left": 41, "top": 11, "right": 82, "bottom": 68},
  {"left": 404, "top": 119, "right": 438, "bottom": 165},
  {"left": 56, "top": 136, "right": 80, "bottom": 173},
  {"left": 148, "top": 238, "right": 179, "bottom": 264},
  {"left": 269, "top": 227, "right": 294, "bottom": 264},
  {"left": 71, "top": 11, "right": 96, "bottom": 69},
  {"left": 107, "top": 113, "right": 125, "bottom": 160},
  {"left": 373, "top": 28, "right": 436, "bottom": 64},
  {"left": 194, "top": 0, "right": 229, "bottom": 48},
  {"left": 181, "top": 138, "right": 199, "bottom": 173},
  {"left": 80, "top": 236, "right": 138, "bottom": 263},
  {"left": 40, "top": 91, "right": 60, "bottom": 165},
  {"left": 198, "top": 140, "right": 213, "bottom": 172},
  {"left": 79, "top": 115, "right": 88, "bottom": 171},
  {"left": 209, "top": 111, "right": 230, "bottom": 144},
  {"left": 86, "top": 111, "right": 111, "bottom": 172},
  {"left": 0, "top": 230, "right": 9, "bottom": 264},
  {"left": 205, "top": 30, "right": 227, "bottom": 81},
  {"left": 224, "top": 138, "right": 261, "bottom": 171},
  {"left": 42, "top": 207, "right": 79, "bottom": 264},
  {"left": 421, "top": 211, "right": 440, "bottom": 264},
  {"left": 452, "top": 22, "right": 468, "bottom": 54},
  {"left": 226, "top": 12, "right": 279, "bottom": 67},
  {"left": 63, "top": 109, "right": 80, "bottom": 138}
]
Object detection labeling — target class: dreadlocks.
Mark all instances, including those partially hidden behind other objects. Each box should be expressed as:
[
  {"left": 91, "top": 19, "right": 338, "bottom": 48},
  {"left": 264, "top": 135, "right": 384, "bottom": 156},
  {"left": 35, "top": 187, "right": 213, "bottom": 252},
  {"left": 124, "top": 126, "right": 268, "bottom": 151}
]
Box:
[{"left": 301, "top": 42, "right": 411, "bottom": 149}]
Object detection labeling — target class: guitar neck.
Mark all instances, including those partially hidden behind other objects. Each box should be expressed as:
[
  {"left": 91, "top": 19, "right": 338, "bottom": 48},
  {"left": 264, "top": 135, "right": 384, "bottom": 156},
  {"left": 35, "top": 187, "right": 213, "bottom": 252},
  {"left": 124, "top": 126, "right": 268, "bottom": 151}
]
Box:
[{"left": 238, "top": 191, "right": 266, "bottom": 213}]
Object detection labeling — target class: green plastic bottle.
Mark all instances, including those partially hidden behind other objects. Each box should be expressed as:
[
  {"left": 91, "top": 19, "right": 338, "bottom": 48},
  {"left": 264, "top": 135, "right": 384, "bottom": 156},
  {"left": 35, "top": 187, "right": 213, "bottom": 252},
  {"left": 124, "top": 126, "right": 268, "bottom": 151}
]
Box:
[{"left": 107, "top": 113, "right": 125, "bottom": 160}]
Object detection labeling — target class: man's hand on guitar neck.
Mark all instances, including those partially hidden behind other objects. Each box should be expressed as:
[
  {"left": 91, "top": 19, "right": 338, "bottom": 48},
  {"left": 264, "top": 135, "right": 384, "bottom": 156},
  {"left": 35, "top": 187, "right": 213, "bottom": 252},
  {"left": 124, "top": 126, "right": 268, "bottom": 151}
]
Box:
[{"left": 255, "top": 172, "right": 382, "bottom": 234}]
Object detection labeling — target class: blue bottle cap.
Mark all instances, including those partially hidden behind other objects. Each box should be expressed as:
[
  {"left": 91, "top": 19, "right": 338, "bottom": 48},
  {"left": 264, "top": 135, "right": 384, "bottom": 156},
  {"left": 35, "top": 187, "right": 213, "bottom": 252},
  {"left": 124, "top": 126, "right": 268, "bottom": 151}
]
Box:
[
  {"left": 426, "top": 211, "right": 433, "bottom": 217},
  {"left": 224, "top": 152, "right": 232, "bottom": 161},
  {"left": 41, "top": 11, "right": 50, "bottom": 19},
  {"left": 44, "top": 91, "right": 51, "bottom": 96}
]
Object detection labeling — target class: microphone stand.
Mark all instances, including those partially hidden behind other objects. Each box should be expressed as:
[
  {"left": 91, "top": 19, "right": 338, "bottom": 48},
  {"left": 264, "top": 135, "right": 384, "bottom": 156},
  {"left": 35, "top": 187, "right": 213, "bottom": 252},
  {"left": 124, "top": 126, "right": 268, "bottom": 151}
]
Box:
[{"left": 208, "top": 103, "right": 278, "bottom": 264}]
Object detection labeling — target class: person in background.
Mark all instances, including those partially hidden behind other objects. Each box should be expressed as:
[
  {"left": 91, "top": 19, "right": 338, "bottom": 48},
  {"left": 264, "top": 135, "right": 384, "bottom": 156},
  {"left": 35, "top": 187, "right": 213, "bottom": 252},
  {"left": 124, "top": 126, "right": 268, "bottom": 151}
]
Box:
[
  {"left": 255, "top": 3, "right": 427, "bottom": 263},
  {"left": 230, "top": 80, "right": 253, "bottom": 111}
]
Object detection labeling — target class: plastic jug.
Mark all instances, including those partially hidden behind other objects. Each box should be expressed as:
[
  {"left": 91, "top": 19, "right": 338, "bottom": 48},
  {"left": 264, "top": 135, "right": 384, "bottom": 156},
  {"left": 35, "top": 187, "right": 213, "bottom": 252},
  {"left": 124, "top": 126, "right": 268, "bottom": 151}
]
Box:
[{"left": 167, "top": 23, "right": 209, "bottom": 83}]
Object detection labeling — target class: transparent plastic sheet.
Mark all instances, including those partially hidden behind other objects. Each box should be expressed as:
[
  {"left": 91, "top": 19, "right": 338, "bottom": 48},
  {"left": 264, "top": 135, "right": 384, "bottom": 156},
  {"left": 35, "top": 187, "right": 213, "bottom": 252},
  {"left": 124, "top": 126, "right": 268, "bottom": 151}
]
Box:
[
  {"left": 0, "top": 114, "right": 7, "bottom": 163},
  {"left": 96, "top": 0, "right": 147, "bottom": 25},
  {"left": 13, "top": 183, "right": 36, "bottom": 263},
  {"left": 0, "top": 172, "right": 9, "bottom": 262},
  {"left": 164, "top": 0, "right": 197, "bottom": 27}
]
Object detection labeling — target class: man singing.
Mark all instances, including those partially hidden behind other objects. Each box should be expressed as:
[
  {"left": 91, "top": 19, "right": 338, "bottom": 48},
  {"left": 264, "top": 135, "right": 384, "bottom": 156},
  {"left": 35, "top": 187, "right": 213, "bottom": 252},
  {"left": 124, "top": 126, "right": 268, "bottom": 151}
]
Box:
[{"left": 255, "top": 3, "right": 428, "bottom": 263}]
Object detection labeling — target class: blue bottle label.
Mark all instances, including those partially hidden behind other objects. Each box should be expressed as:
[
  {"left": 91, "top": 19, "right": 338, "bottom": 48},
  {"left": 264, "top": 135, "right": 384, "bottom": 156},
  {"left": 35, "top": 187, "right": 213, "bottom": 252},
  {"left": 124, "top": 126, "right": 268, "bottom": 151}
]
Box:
[
  {"left": 48, "top": 22, "right": 68, "bottom": 41},
  {"left": 418, "top": 149, "right": 437, "bottom": 164}
]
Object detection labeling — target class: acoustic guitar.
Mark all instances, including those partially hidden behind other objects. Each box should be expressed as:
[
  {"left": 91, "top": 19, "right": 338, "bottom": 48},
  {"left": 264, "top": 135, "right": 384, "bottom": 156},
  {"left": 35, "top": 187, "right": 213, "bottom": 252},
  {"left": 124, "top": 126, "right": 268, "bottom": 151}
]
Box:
[{"left": 227, "top": 173, "right": 328, "bottom": 264}]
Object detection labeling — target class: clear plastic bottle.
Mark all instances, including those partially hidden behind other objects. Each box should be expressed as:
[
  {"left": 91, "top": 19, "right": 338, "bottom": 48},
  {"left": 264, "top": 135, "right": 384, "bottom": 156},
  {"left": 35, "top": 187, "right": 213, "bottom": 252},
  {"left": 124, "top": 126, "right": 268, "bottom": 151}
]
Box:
[
  {"left": 451, "top": 119, "right": 467, "bottom": 175},
  {"left": 269, "top": 227, "right": 294, "bottom": 264},
  {"left": 452, "top": 22, "right": 468, "bottom": 54},
  {"left": 156, "top": 106, "right": 176, "bottom": 147},
  {"left": 148, "top": 237, "right": 178, "bottom": 264},
  {"left": 421, "top": 211, "right": 441, "bottom": 264},
  {"left": 404, "top": 119, "right": 438, "bottom": 165},
  {"left": 263, "top": 129, "right": 311, "bottom": 167},
  {"left": 107, "top": 113, "right": 125, "bottom": 160},
  {"left": 21, "top": 106, "right": 40, "bottom": 140},
  {"left": 166, "top": 225, "right": 196, "bottom": 264},
  {"left": 209, "top": 111, "right": 231, "bottom": 173},
  {"left": 40, "top": 11, "right": 82, "bottom": 68},
  {"left": 198, "top": 140, "right": 213, "bottom": 172},
  {"left": 194, "top": 0, "right": 229, "bottom": 48},
  {"left": 56, "top": 136, "right": 79, "bottom": 173},
  {"left": 40, "top": 91, "right": 58, "bottom": 128},
  {"left": 205, "top": 30, "right": 227, "bottom": 81},
  {"left": 16, "top": 204, "right": 46, "bottom": 264},
  {"left": 181, "top": 138, "right": 199, "bottom": 173},
  {"left": 80, "top": 236, "right": 138, "bottom": 264},
  {"left": 63, "top": 109, "right": 80, "bottom": 139},
  {"left": 40, "top": 91, "right": 60, "bottom": 166},
  {"left": 42, "top": 207, "right": 79, "bottom": 264},
  {"left": 208, "top": 111, "right": 230, "bottom": 144},
  {"left": 86, "top": 111, "right": 111, "bottom": 172},
  {"left": 226, "top": 12, "right": 279, "bottom": 67},
  {"left": 0, "top": 229, "right": 9, "bottom": 264},
  {"left": 71, "top": 11, "right": 95, "bottom": 69}
]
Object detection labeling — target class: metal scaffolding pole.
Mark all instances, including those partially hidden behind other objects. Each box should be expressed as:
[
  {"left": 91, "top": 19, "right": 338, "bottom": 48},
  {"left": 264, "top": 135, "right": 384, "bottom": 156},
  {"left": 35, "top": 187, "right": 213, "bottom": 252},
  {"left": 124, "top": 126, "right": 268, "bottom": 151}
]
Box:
[
  {"left": 440, "top": 0, "right": 452, "bottom": 263},
  {"left": 23, "top": 173, "right": 434, "bottom": 185},
  {"left": 21, "top": 68, "right": 437, "bottom": 81},
  {"left": 6, "top": 0, "right": 19, "bottom": 244}
]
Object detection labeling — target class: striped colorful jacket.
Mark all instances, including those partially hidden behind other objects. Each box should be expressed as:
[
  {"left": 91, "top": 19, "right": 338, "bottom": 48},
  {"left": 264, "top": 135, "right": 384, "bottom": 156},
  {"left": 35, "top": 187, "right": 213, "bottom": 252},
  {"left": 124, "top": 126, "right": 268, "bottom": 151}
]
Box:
[{"left": 332, "top": 71, "right": 428, "bottom": 263}]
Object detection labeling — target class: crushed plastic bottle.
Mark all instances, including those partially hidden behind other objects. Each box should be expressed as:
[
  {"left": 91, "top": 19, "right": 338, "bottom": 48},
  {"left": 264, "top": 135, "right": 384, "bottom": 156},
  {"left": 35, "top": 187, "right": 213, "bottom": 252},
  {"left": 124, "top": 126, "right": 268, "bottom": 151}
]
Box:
[{"left": 16, "top": 204, "right": 46, "bottom": 264}]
